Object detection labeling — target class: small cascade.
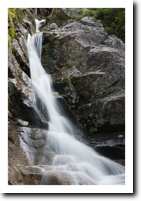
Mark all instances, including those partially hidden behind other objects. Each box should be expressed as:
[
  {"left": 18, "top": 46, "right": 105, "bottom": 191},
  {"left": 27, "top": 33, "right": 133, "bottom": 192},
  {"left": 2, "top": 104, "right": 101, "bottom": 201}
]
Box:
[
  {"left": 26, "top": 19, "right": 125, "bottom": 185},
  {"left": 35, "top": 19, "right": 45, "bottom": 33}
]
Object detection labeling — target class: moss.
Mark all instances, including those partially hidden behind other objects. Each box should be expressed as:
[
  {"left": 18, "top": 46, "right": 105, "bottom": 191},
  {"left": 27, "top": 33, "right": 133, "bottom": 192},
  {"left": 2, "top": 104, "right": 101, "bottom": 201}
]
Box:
[
  {"left": 72, "top": 9, "right": 94, "bottom": 21},
  {"left": 75, "top": 15, "right": 83, "bottom": 20},
  {"left": 61, "top": 77, "right": 70, "bottom": 85},
  {"left": 64, "top": 87, "right": 69, "bottom": 91},
  {"left": 23, "top": 11, "right": 29, "bottom": 21},
  {"left": 8, "top": 8, "right": 16, "bottom": 51},
  {"left": 54, "top": 8, "right": 59, "bottom": 14},
  {"left": 89, "top": 127, "right": 97, "bottom": 134},
  {"left": 17, "top": 8, "right": 25, "bottom": 25},
  {"left": 82, "top": 9, "right": 94, "bottom": 17},
  {"left": 77, "top": 98, "right": 93, "bottom": 110},
  {"left": 78, "top": 8, "right": 83, "bottom": 13},
  {"left": 8, "top": 35, "right": 13, "bottom": 52},
  {"left": 59, "top": 65, "right": 68, "bottom": 71}
]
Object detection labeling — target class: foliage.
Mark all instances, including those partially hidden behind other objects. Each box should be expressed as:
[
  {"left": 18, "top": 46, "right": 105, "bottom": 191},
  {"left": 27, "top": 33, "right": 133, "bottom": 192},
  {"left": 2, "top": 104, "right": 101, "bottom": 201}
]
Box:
[
  {"left": 82, "top": 9, "right": 94, "bottom": 17},
  {"left": 90, "top": 127, "right": 97, "bottom": 134},
  {"left": 73, "top": 8, "right": 125, "bottom": 42},
  {"left": 73, "top": 9, "right": 94, "bottom": 20},
  {"left": 64, "top": 87, "right": 69, "bottom": 91},
  {"left": 88, "top": 8, "right": 125, "bottom": 42}
]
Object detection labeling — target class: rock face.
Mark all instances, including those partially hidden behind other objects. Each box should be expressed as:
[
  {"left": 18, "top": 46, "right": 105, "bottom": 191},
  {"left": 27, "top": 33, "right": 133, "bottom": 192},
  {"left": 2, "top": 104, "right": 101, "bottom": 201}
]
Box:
[
  {"left": 8, "top": 8, "right": 53, "bottom": 185},
  {"left": 8, "top": 8, "right": 125, "bottom": 185},
  {"left": 41, "top": 15, "right": 125, "bottom": 134}
]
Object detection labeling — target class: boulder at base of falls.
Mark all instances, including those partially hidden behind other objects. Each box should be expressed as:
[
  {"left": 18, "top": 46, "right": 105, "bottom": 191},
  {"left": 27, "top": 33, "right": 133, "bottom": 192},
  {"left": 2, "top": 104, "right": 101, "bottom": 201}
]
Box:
[
  {"left": 18, "top": 165, "right": 44, "bottom": 185},
  {"left": 40, "top": 171, "right": 95, "bottom": 185},
  {"left": 8, "top": 117, "right": 55, "bottom": 184}
]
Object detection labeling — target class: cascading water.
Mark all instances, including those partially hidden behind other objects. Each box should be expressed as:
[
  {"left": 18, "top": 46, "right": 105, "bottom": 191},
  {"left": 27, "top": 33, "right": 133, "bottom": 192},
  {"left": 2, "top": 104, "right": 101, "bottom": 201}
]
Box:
[{"left": 26, "top": 19, "right": 125, "bottom": 185}]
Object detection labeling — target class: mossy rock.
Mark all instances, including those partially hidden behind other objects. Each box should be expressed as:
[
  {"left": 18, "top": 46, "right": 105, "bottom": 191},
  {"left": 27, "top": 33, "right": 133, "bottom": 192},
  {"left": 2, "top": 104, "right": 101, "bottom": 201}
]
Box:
[{"left": 8, "top": 8, "right": 16, "bottom": 51}]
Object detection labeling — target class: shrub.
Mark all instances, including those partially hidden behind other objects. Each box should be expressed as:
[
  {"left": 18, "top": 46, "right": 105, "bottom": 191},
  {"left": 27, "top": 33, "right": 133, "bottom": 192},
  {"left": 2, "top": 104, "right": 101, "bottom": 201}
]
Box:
[{"left": 88, "top": 8, "right": 125, "bottom": 42}]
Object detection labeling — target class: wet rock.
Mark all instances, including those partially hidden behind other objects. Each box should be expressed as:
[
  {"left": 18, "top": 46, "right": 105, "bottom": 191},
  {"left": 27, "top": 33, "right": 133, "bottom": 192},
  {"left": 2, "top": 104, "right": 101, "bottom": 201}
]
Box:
[
  {"left": 12, "top": 38, "right": 30, "bottom": 76},
  {"left": 20, "top": 8, "right": 36, "bottom": 33},
  {"left": 16, "top": 119, "right": 29, "bottom": 126},
  {"left": 8, "top": 119, "right": 29, "bottom": 185},
  {"left": 17, "top": 125, "right": 54, "bottom": 165},
  {"left": 12, "top": 38, "right": 28, "bottom": 66},
  {"left": 41, "top": 171, "right": 95, "bottom": 185},
  {"left": 41, "top": 171, "right": 77, "bottom": 185},
  {"left": 18, "top": 165, "right": 44, "bottom": 185},
  {"left": 8, "top": 50, "right": 48, "bottom": 128},
  {"left": 8, "top": 120, "right": 29, "bottom": 165},
  {"left": 18, "top": 127, "right": 47, "bottom": 149},
  {"left": 87, "top": 132, "right": 125, "bottom": 160}
]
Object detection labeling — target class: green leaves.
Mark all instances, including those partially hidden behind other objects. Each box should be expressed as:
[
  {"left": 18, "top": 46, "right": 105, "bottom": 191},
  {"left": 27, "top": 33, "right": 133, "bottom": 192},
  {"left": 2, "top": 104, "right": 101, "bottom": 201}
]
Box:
[{"left": 92, "top": 8, "right": 125, "bottom": 42}]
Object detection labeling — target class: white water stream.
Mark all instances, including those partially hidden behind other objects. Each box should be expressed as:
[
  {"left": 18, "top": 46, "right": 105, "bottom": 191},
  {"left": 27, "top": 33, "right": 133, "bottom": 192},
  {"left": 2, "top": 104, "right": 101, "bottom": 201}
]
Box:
[{"left": 26, "top": 19, "right": 125, "bottom": 185}]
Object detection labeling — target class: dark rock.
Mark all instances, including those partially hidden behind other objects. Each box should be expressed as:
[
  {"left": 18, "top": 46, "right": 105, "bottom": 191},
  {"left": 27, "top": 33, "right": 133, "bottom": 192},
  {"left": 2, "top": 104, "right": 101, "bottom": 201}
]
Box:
[
  {"left": 41, "top": 18, "right": 125, "bottom": 75},
  {"left": 8, "top": 50, "right": 48, "bottom": 129},
  {"left": 12, "top": 38, "right": 30, "bottom": 77},
  {"left": 87, "top": 132, "right": 125, "bottom": 160},
  {"left": 41, "top": 18, "right": 125, "bottom": 134},
  {"left": 20, "top": 8, "right": 36, "bottom": 33},
  {"left": 52, "top": 64, "right": 125, "bottom": 133}
]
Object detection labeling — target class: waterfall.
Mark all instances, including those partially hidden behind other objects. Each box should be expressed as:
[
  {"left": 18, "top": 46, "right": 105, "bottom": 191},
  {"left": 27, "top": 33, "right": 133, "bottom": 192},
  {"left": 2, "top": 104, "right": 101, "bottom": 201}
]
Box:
[{"left": 26, "top": 20, "right": 125, "bottom": 185}]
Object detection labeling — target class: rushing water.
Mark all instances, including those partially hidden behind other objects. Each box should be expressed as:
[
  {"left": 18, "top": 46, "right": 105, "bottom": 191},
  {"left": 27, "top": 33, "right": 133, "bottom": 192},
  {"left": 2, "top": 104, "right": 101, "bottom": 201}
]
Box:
[{"left": 26, "top": 20, "right": 125, "bottom": 185}]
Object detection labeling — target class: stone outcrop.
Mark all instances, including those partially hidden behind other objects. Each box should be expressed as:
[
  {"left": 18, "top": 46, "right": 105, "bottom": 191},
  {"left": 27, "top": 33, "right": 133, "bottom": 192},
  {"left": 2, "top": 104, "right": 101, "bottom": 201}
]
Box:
[{"left": 41, "top": 16, "right": 125, "bottom": 134}]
